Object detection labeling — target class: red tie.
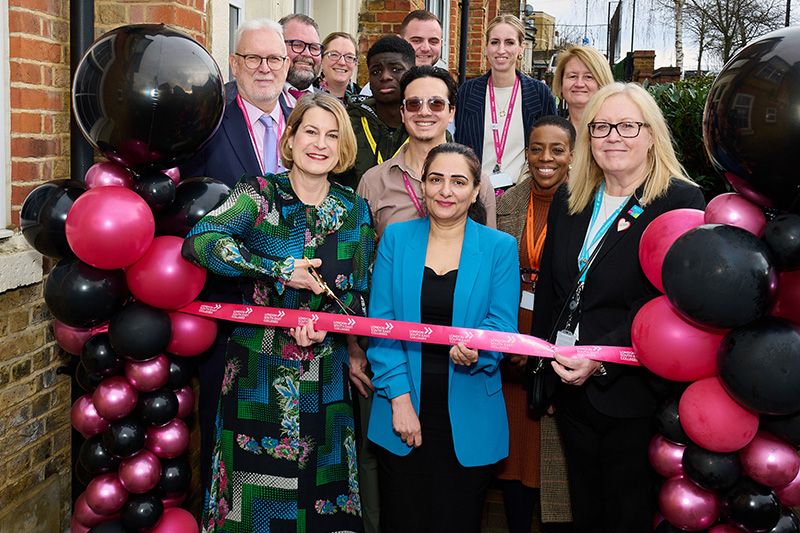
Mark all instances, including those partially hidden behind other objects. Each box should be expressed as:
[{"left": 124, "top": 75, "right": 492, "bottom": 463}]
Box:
[{"left": 288, "top": 88, "right": 306, "bottom": 102}]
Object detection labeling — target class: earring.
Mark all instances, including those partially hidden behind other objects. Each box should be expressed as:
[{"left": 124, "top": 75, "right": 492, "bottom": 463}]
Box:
[
  {"left": 568, "top": 164, "right": 573, "bottom": 171},
  {"left": 289, "top": 144, "right": 293, "bottom": 149},
  {"left": 518, "top": 54, "right": 523, "bottom": 60}
]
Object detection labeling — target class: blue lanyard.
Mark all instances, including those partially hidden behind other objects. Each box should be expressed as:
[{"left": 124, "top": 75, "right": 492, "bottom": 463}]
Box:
[{"left": 577, "top": 182, "right": 630, "bottom": 282}]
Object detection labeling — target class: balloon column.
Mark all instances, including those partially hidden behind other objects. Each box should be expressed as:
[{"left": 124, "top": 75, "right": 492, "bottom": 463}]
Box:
[
  {"left": 635, "top": 26, "right": 800, "bottom": 532},
  {"left": 29, "top": 24, "right": 229, "bottom": 532}
]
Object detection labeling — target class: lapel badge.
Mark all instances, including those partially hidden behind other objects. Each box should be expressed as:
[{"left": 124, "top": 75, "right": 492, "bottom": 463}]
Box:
[
  {"left": 628, "top": 205, "right": 644, "bottom": 218},
  {"left": 617, "top": 218, "right": 631, "bottom": 232}
]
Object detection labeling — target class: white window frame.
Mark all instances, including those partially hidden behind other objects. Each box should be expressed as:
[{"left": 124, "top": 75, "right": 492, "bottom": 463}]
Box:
[
  {"left": 425, "top": 0, "right": 450, "bottom": 66},
  {"left": 1, "top": 0, "right": 11, "bottom": 238}
]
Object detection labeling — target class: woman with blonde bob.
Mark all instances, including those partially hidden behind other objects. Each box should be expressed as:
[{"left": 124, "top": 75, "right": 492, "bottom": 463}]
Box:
[
  {"left": 531, "top": 82, "right": 705, "bottom": 532},
  {"left": 551, "top": 46, "right": 614, "bottom": 131},
  {"left": 184, "top": 92, "right": 375, "bottom": 533}
]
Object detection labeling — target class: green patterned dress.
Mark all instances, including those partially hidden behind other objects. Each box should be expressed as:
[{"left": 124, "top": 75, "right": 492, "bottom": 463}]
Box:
[{"left": 183, "top": 173, "right": 375, "bottom": 533}]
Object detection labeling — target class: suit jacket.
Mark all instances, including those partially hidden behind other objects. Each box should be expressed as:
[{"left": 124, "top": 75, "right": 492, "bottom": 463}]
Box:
[
  {"left": 367, "top": 217, "right": 520, "bottom": 466},
  {"left": 531, "top": 179, "right": 706, "bottom": 418},
  {"left": 454, "top": 71, "right": 556, "bottom": 162}
]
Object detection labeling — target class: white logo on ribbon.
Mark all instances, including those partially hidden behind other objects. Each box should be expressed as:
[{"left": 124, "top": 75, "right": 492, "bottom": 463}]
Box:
[
  {"left": 198, "top": 304, "right": 222, "bottom": 314},
  {"left": 332, "top": 317, "right": 357, "bottom": 332},
  {"left": 263, "top": 310, "right": 286, "bottom": 324},
  {"left": 231, "top": 307, "right": 254, "bottom": 320}
]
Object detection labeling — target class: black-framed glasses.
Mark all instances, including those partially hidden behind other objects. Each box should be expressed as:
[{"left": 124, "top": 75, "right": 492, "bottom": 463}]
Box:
[
  {"left": 403, "top": 97, "right": 450, "bottom": 113},
  {"left": 588, "top": 121, "right": 649, "bottom": 138},
  {"left": 235, "top": 53, "right": 287, "bottom": 70},
  {"left": 323, "top": 51, "right": 357, "bottom": 65},
  {"left": 285, "top": 39, "right": 324, "bottom": 56}
]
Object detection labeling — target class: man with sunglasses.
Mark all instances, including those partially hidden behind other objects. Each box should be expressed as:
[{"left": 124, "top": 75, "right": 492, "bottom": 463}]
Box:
[{"left": 279, "top": 14, "right": 325, "bottom": 107}]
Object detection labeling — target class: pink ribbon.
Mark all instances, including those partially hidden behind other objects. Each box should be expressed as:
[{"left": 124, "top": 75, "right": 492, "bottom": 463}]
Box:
[{"left": 178, "top": 301, "right": 641, "bottom": 366}]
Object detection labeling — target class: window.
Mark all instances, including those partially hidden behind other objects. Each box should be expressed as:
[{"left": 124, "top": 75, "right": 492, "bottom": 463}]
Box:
[
  {"left": 733, "top": 93, "right": 754, "bottom": 131},
  {"left": 228, "top": 0, "right": 244, "bottom": 79},
  {"left": 425, "top": 0, "right": 450, "bottom": 67},
  {"left": 0, "top": 0, "right": 10, "bottom": 237},
  {"left": 294, "top": 0, "right": 312, "bottom": 16}
]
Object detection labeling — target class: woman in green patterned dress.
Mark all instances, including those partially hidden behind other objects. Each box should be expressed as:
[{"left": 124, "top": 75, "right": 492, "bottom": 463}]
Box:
[{"left": 183, "top": 92, "right": 375, "bottom": 533}]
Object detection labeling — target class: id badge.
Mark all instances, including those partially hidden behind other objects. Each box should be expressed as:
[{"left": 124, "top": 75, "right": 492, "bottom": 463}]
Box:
[
  {"left": 520, "top": 290, "right": 535, "bottom": 311},
  {"left": 555, "top": 329, "right": 577, "bottom": 346},
  {"left": 490, "top": 172, "right": 514, "bottom": 189}
]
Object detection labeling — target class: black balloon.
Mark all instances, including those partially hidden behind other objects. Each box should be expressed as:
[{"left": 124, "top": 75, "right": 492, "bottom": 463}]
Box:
[
  {"left": 769, "top": 508, "right": 800, "bottom": 533},
  {"left": 137, "top": 388, "right": 179, "bottom": 426},
  {"left": 155, "top": 177, "right": 231, "bottom": 237},
  {"left": 108, "top": 302, "right": 172, "bottom": 362},
  {"left": 157, "top": 454, "right": 192, "bottom": 497},
  {"left": 72, "top": 24, "right": 223, "bottom": 171},
  {"left": 133, "top": 170, "right": 177, "bottom": 213},
  {"left": 74, "top": 460, "right": 96, "bottom": 487},
  {"left": 655, "top": 398, "right": 690, "bottom": 445},
  {"left": 43, "top": 257, "right": 129, "bottom": 328},
  {"left": 718, "top": 317, "right": 800, "bottom": 415},
  {"left": 721, "top": 477, "right": 782, "bottom": 533},
  {"left": 682, "top": 442, "right": 742, "bottom": 492},
  {"left": 704, "top": 27, "right": 800, "bottom": 212},
  {"left": 102, "top": 416, "right": 147, "bottom": 458},
  {"left": 79, "top": 434, "right": 119, "bottom": 475},
  {"left": 20, "top": 179, "right": 85, "bottom": 258},
  {"left": 88, "top": 522, "right": 128, "bottom": 533},
  {"left": 81, "top": 333, "right": 124, "bottom": 376},
  {"left": 762, "top": 412, "right": 800, "bottom": 447},
  {"left": 763, "top": 214, "right": 800, "bottom": 271},
  {"left": 76, "top": 361, "right": 106, "bottom": 392},
  {"left": 662, "top": 224, "right": 778, "bottom": 329},
  {"left": 120, "top": 492, "right": 164, "bottom": 530},
  {"left": 164, "top": 356, "right": 192, "bottom": 390}
]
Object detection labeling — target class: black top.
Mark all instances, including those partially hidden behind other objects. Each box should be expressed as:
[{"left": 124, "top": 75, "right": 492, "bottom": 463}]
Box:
[{"left": 421, "top": 266, "right": 458, "bottom": 376}]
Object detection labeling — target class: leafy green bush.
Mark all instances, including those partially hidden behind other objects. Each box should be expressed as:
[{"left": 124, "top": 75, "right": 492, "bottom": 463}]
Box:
[{"left": 646, "top": 75, "right": 730, "bottom": 200}]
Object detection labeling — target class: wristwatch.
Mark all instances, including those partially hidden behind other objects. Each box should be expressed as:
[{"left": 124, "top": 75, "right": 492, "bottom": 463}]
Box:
[{"left": 593, "top": 363, "right": 607, "bottom": 377}]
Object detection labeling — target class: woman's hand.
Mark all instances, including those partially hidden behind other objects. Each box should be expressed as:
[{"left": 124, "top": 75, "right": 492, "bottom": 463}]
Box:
[
  {"left": 551, "top": 352, "right": 601, "bottom": 387},
  {"left": 289, "top": 320, "right": 327, "bottom": 347},
  {"left": 390, "top": 393, "right": 422, "bottom": 448},
  {"left": 507, "top": 352, "right": 529, "bottom": 370},
  {"left": 347, "top": 335, "right": 375, "bottom": 398},
  {"left": 287, "top": 258, "right": 324, "bottom": 293},
  {"left": 450, "top": 342, "right": 479, "bottom": 366}
]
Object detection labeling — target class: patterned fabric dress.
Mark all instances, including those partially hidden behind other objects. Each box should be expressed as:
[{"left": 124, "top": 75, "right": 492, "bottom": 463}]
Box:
[{"left": 183, "top": 173, "right": 375, "bottom": 533}]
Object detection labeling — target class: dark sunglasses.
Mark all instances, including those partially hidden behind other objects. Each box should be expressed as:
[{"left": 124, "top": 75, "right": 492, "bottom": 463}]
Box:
[{"left": 402, "top": 97, "right": 450, "bottom": 113}]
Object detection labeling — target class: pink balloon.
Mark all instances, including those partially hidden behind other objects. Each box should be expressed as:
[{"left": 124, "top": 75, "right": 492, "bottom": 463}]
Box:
[
  {"left": 739, "top": 430, "right": 800, "bottom": 488},
  {"left": 119, "top": 449, "right": 162, "bottom": 494},
  {"left": 125, "top": 354, "right": 170, "bottom": 392},
  {"left": 147, "top": 507, "right": 198, "bottom": 532},
  {"left": 71, "top": 394, "right": 110, "bottom": 437},
  {"left": 725, "top": 172, "right": 774, "bottom": 209},
  {"left": 658, "top": 474, "right": 719, "bottom": 531},
  {"left": 161, "top": 492, "right": 188, "bottom": 509},
  {"left": 639, "top": 208, "right": 707, "bottom": 292},
  {"left": 70, "top": 515, "right": 91, "bottom": 533},
  {"left": 146, "top": 418, "right": 189, "bottom": 458},
  {"left": 174, "top": 385, "right": 195, "bottom": 419},
  {"left": 84, "top": 161, "right": 135, "bottom": 189},
  {"left": 126, "top": 236, "right": 207, "bottom": 310},
  {"left": 163, "top": 167, "right": 180, "bottom": 185},
  {"left": 117, "top": 138, "right": 162, "bottom": 166},
  {"left": 85, "top": 473, "right": 129, "bottom": 514},
  {"left": 775, "top": 465, "right": 800, "bottom": 506},
  {"left": 709, "top": 525, "right": 746, "bottom": 532},
  {"left": 53, "top": 319, "right": 93, "bottom": 355},
  {"left": 649, "top": 434, "right": 686, "bottom": 478},
  {"left": 74, "top": 492, "right": 119, "bottom": 528},
  {"left": 167, "top": 311, "right": 217, "bottom": 356},
  {"left": 704, "top": 193, "right": 767, "bottom": 236},
  {"left": 771, "top": 270, "right": 800, "bottom": 323},
  {"left": 66, "top": 186, "right": 155, "bottom": 269},
  {"left": 679, "top": 377, "right": 759, "bottom": 453},
  {"left": 632, "top": 296, "right": 725, "bottom": 381},
  {"left": 93, "top": 376, "right": 139, "bottom": 420}
]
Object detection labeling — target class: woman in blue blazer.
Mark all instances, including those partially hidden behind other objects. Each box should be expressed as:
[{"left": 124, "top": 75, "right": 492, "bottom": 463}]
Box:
[{"left": 366, "top": 143, "right": 520, "bottom": 532}]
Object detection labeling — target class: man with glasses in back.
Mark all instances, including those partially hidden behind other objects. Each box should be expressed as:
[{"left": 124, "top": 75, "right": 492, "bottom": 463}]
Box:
[{"left": 279, "top": 13, "right": 325, "bottom": 107}]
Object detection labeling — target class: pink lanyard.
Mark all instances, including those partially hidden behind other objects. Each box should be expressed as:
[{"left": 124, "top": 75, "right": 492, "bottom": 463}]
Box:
[
  {"left": 401, "top": 171, "right": 426, "bottom": 218},
  {"left": 488, "top": 74, "right": 520, "bottom": 174},
  {"left": 236, "top": 94, "right": 283, "bottom": 174}
]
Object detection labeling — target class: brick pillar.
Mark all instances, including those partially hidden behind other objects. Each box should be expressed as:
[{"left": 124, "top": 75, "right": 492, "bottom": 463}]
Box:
[
  {"left": 465, "top": 0, "right": 490, "bottom": 79},
  {"left": 632, "top": 50, "right": 656, "bottom": 85}
]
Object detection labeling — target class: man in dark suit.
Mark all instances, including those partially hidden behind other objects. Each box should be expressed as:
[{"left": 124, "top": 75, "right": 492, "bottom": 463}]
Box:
[
  {"left": 178, "top": 18, "right": 290, "bottom": 497},
  {"left": 279, "top": 14, "right": 325, "bottom": 107}
]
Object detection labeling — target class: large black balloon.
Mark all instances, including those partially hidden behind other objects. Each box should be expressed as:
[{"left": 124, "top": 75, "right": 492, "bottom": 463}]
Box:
[
  {"left": 79, "top": 434, "right": 119, "bottom": 475},
  {"left": 662, "top": 224, "right": 778, "bottom": 329},
  {"left": 763, "top": 214, "right": 800, "bottom": 271},
  {"left": 102, "top": 416, "right": 147, "bottom": 458},
  {"left": 108, "top": 302, "right": 172, "bottom": 362},
  {"left": 72, "top": 24, "right": 223, "bottom": 171},
  {"left": 156, "top": 177, "right": 231, "bottom": 237},
  {"left": 704, "top": 27, "right": 800, "bottom": 212},
  {"left": 137, "top": 388, "right": 179, "bottom": 426},
  {"left": 120, "top": 492, "right": 164, "bottom": 530},
  {"left": 20, "top": 179, "right": 85, "bottom": 258},
  {"left": 157, "top": 454, "right": 191, "bottom": 497},
  {"left": 769, "top": 508, "right": 800, "bottom": 533},
  {"left": 762, "top": 412, "right": 800, "bottom": 447},
  {"left": 88, "top": 522, "right": 128, "bottom": 533},
  {"left": 133, "top": 170, "right": 177, "bottom": 213},
  {"left": 718, "top": 317, "right": 800, "bottom": 415},
  {"left": 164, "top": 356, "right": 192, "bottom": 390},
  {"left": 76, "top": 361, "right": 106, "bottom": 392},
  {"left": 655, "top": 398, "right": 690, "bottom": 445},
  {"left": 722, "top": 477, "right": 782, "bottom": 533},
  {"left": 682, "top": 442, "right": 741, "bottom": 492},
  {"left": 43, "top": 258, "right": 129, "bottom": 328},
  {"left": 81, "top": 333, "right": 124, "bottom": 376}
]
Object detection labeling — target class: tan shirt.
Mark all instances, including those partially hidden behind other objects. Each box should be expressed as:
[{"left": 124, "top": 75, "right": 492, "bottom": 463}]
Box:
[{"left": 357, "top": 145, "right": 498, "bottom": 238}]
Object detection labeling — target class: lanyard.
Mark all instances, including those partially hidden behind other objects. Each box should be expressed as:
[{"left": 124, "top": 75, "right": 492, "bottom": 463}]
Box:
[
  {"left": 577, "top": 182, "right": 630, "bottom": 282},
  {"left": 488, "top": 74, "right": 520, "bottom": 173},
  {"left": 524, "top": 189, "right": 548, "bottom": 278},
  {"left": 361, "top": 117, "right": 408, "bottom": 164},
  {"left": 237, "top": 94, "right": 283, "bottom": 174},
  {"left": 401, "top": 170, "right": 426, "bottom": 218}
]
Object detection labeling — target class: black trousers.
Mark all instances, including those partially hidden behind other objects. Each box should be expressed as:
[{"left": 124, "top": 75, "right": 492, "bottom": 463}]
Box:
[{"left": 555, "top": 388, "right": 656, "bottom": 533}]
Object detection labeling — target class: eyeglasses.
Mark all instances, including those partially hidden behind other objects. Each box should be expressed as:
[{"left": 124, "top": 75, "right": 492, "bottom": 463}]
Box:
[
  {"left": 235, "top": 53, "right": 287, "bottom": 70},
  {"left": 323, "top": 51, "right": 357, "bottom": 65},
  {"left": 588, "top": 121, "right": 649, "bottom": 138},
  {"left": 285, "top": 39, "right": 324, "bottom": 56},
  {"left": 304, "top": 256, "right": 356, "bottom": 315},
  {"left": 403, "top": 97, "right": 450, "bottom": 113}
]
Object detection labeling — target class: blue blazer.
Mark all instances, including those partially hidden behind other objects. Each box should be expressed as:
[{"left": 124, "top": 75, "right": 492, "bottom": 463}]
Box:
[
  {"left": 366, "top": 217, "right": 520, "bottom": 467},
  {"left": 454, "top": 71, "right": 556, "bottom": 162}
]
